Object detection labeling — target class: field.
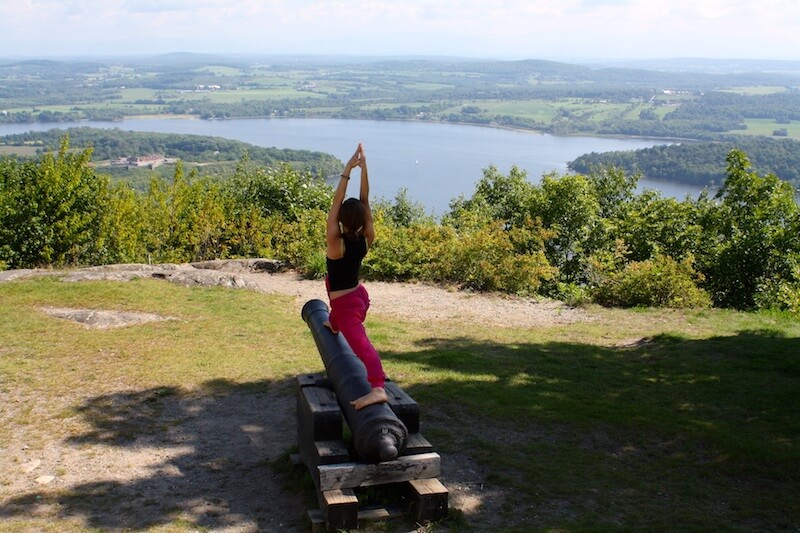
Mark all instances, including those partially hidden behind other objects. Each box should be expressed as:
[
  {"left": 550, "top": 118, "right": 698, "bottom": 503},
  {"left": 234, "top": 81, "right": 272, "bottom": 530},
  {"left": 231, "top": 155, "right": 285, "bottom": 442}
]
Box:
[
  {"left": 737, "top": 118, "right": 800, "bottom": 140},
  {"left": 0, "top": 145, "right": 39, "bottom": 156},
  {"left": 1, "top": 272, "right": 798, "bottom": 531}
]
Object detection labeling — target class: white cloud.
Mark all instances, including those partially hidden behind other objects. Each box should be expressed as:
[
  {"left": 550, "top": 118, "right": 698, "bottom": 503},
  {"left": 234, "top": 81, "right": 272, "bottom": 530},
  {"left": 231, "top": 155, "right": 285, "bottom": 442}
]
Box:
[{"left": 1, "top": 0, "right": 798, "bottom": 59}]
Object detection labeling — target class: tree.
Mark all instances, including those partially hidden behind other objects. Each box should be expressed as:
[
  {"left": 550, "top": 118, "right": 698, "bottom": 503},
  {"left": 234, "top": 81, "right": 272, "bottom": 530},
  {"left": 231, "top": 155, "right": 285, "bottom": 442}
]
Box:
[
  {"left": 0, "top": 137, "right": 111, "bottom": 267},
  {"left": 446, "top": 165, "right": 537, "bottom": 228},
  {"left": 532, "top": 172, "right": 601, "bottom": 280},
  {"left": 700, "top": 149, "right": 800, "bottom": 309}
]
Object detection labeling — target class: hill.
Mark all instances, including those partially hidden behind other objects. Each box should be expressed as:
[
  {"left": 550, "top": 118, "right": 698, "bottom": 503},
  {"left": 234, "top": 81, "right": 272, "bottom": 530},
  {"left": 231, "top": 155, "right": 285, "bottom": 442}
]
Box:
[{"left": 0, "top": 127, "right": 342, "bottom": 184}]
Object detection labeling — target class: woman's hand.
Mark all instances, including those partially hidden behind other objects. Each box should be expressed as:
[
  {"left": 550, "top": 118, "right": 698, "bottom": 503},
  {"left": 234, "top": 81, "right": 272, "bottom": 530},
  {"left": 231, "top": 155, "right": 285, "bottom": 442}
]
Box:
[
  {"left": 343, "top": 143, "right": 362, "bottom": 175},
  {"left": 357, "top": 143, "right": 367, "bottom": 168}
]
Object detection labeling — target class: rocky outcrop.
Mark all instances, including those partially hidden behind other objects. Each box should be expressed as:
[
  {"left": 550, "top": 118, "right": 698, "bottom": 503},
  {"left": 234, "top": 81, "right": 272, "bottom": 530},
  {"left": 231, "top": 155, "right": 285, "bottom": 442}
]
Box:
[{"left": 50, "top": 259, "right": 286, "bottom": 288}]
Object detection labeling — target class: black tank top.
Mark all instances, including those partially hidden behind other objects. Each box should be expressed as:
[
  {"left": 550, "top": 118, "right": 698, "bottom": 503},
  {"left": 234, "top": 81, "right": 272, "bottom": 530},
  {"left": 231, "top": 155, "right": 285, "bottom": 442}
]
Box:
[{"left": 326, "top": 235, "right": 367, "bottom": 291}]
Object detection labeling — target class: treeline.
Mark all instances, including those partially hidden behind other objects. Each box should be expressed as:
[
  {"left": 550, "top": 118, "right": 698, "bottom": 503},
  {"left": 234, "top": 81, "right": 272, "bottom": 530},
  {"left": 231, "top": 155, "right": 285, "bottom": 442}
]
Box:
[
  {"left": 569, "top": 137, "right": 800, "bottom": 187},
  {"left": 667, "top": 91, "right": 800, "bottom": 122},
  {"left": 0, "top": 128, "right": 342, "bottom": 178},
  {"left": 2, "top": 138, "right": 799, "bottom": 313}
]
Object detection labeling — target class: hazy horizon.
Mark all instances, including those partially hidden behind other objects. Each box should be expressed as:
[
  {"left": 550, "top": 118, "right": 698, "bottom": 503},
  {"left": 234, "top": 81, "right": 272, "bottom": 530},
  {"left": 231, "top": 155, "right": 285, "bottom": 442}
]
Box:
[{"left": 2, "top": 1, "right": 798, "bottom": 62}]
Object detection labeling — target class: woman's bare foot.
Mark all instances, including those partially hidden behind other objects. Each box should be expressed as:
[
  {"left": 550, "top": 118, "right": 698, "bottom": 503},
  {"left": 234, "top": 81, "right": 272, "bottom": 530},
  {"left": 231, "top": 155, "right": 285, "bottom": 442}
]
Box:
[
  {"left": 351, "top": 387, "right": 388, "bottom": 410},
  {"left": 323, "top": 320, "right": 339, "bottom": 334}
]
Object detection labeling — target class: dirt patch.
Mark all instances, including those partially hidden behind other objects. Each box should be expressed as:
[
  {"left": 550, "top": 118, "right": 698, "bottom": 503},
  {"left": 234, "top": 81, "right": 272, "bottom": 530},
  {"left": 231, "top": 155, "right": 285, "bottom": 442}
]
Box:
[
  {"left": 1, "top": 262, "right": 595, "bottom": 531},
  {"left": 53, "top": 261, "right": 592, "bottom": 329}
]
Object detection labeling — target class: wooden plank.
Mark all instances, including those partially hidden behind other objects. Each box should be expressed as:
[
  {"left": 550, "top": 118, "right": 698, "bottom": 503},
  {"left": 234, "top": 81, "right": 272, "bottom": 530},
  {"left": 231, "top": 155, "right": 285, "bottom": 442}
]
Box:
[
  {"left": 358, "top": 504, "right": 406, "bottom": 522},
  {"left": 317, "top": 452, "right": 441, "bottom": 491},
  {"left": 311, "top": 501, "right": 406, "bottom": 531},
  {"left": 320, "top": 489, "right": 358, "bottom": 532},
  {"left": 308, "top": 509, "right": 325, "bottom": 533},
  {"left": 297, "top": 384, "right": 344, "bottom": 478},
  {"left": 297, "top": 386, "right": 342, "bottom": 442},
  {"left": 297, "top": 372, "right": 330, "bottom": 389},
  {"left": 408, "top": 478, "right": 449, "bottom": 523},
  {"left": 385, "top": 381, "right": 420, "bottom": 433},
  {"left": 402, "top": 432, "right": 434, "bottom": 455},
  {"left": 315, "top": 439, "right": 351, "bottom": 465}
]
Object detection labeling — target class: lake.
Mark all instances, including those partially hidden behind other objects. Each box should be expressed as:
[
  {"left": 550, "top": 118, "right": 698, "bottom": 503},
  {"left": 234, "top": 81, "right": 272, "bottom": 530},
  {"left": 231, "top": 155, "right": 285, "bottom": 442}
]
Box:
[{"left": 0, "top": 117, "right": 703, "bottom": 214}]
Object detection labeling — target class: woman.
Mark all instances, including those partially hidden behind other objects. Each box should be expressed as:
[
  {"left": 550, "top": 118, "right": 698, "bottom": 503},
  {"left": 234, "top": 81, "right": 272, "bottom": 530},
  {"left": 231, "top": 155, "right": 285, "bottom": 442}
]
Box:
[{"left": 324, "top": 143, "right": 388, "bottom": 410}]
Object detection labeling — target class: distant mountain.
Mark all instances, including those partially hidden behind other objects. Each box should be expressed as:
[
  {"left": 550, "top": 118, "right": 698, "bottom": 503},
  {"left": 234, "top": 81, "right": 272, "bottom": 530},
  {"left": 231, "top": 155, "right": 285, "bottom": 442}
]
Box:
[{"left": 579, "top": 57, "right": 800, "bottom": 76}]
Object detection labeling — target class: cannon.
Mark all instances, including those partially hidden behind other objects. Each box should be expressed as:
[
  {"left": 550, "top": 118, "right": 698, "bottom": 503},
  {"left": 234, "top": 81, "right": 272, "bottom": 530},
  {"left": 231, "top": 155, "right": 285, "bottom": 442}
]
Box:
[{"left": 301, "top": 299, "right": 408, "bottom": 463}]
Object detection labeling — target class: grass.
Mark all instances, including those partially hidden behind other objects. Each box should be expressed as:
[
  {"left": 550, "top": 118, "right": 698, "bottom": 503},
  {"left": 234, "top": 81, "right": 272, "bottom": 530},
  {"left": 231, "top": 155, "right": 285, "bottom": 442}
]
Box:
[
  {"left": 0, "top": 277, "right": 319, "bottom": 395},
  {"left": 1, "top": 276, "right": 799, "bottom": 531},
  {"left": 0, "top": 145, "right": 39, "bottom": 156},
  {"left": 736, "top": 118, "right": 800, "bottom": 140},
  {"left": 467, "top": 100, "right": 558, "bottom": 122},
  {"left": 720, "top": 86, "right": 790, "bottom": 96}
]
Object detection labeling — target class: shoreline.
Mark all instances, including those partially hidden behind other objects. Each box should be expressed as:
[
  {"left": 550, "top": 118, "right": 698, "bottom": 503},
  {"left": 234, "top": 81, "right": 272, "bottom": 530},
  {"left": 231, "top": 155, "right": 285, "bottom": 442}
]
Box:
[{"left": 1, "top": 112, "right": 688, "bottom": 145}]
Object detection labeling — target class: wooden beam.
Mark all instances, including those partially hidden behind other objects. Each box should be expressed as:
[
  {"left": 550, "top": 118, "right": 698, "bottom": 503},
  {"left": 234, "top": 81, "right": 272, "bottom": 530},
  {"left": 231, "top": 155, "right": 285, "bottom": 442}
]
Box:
[
  {"left": 408, "top": 478, "right": 449, "bottom": 522},
  {"left": 385, "top": 380, "right": 420, "bottom": 433},
  {"left": 317, "top": 452, "right": 441, "bottom": 491},
  {"left": 315, "top": 439, "right": 351, "bottom": 465},
  {"left": 319, "top": 488, "right": 359, "bottom": 532},
  {"left": 403, "top": 432, "right": 434, "bottom": 454}
]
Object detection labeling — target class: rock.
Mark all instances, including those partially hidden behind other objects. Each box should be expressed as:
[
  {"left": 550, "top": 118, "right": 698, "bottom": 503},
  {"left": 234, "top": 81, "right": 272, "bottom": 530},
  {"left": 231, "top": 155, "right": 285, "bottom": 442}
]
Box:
[
  {"left": 39, "top": 307, "right": 177, "bottom": 329},
  {"left": 35, "top": 475, "right": 55, "bottom": 485},
  {"left": 22, "top": 459, "right": 41, "bottom": 473},
  {"left": 190, "top": 259, "right": 285, "bottom": 273}
]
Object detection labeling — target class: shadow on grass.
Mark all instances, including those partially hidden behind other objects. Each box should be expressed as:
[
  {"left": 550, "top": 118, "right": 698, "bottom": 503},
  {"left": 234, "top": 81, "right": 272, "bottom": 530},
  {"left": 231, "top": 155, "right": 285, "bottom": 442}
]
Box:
[
  {"left": 387, "top": 329, "right": 799, "bottom": 530},
  {"left": 0, "top": 378, "right": 312, "bottom": 532},
  {"left": 394, "top": 328, "right": 799, "bottom": 433}
]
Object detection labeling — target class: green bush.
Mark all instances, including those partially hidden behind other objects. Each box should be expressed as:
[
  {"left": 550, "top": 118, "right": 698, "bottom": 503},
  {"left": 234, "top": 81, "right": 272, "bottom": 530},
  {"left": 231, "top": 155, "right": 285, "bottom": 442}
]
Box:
[
  {"left": 593, "top": 255, "right": 711, "bottom": 308},
  {"left": 365, "top": 217, "right": 455, "bottom": 282},
  {"left": 4, "top": 138, "right": 800, "bottom": 313},
  {"left": 302, "top": 249, "right": 328, "bottom": 280},
  {"left": 441, "top": 220, "right": 554, "bottom": 295},
  {"left": 549, "top": 282, "right": 592, "bottom": 307},
  {"left": 267, "top": 209, "right": 326, "bottom": 273},
  {"left": 699, "top": 150, "right": 800, "bottom": 309},
  {"left": 0, "top": 140, "right": 113, "bottom": 268},
  {"left": 754, "top": 278, "right": 800, "bottom": 314}
]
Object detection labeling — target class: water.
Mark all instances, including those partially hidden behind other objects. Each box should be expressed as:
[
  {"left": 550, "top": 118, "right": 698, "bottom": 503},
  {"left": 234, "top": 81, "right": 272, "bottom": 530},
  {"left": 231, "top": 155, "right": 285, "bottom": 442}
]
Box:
[{"left": 0, "top": 117, "right": 703, "bottom": 214}]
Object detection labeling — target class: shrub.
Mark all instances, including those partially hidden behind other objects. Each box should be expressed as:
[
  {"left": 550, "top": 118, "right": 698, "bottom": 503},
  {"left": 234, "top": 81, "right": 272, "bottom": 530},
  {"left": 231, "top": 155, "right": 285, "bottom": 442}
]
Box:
[
  {"left": 364, "top": 218, "right": 455, "bottom": 282},
  {"left": 754, "top": 276, "right": 800, "bottom": 314},
  {"left": 302, "top": 249, "right": 328, "bottom": 280},
  {"left": 441, "top": 220, "right": 554, "bottom": 295},
  {"left": 267, "top": 209, "right": 326, "bottom": 273},
  {"left": 699, "top": 150, "right": 800, "bottom": 309},
  {"left": 549, "top": 282, "right": 592, "bottom": 307},
  {"left": 593, "top": 255, "right": 711, "bottom": 308},
  {"left": 0, "top": 140, "right": 112, "bottom": 267}
]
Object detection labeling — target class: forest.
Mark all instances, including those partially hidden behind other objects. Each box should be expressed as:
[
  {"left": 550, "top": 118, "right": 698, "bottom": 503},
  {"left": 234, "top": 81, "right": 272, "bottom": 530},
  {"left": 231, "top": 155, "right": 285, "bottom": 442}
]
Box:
[
  {"left": 2, "top": 138, "right": 798, "bottom": 314},
  {"left": 570, "top": 136, "right": 800, "bottom": 186}
]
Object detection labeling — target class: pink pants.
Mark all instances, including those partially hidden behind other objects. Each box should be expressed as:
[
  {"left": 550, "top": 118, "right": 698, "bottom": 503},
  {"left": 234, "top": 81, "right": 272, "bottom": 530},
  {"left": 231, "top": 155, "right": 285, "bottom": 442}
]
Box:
[{"left": 327, "top": 283, "right": 386, "bottom": 389}]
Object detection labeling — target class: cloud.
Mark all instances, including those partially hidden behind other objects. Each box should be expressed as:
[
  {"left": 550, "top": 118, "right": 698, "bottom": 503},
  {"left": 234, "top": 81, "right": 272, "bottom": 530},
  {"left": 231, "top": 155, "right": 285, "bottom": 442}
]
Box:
[{"left": 1, "top": 0, "right": 798, "bottom": 59}]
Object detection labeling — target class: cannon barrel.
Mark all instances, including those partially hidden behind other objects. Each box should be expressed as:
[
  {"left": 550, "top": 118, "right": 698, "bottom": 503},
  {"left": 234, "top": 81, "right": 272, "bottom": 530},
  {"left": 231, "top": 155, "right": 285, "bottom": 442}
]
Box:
[{"left": 301, "top": 299, "right": 407, "bottom": 462}]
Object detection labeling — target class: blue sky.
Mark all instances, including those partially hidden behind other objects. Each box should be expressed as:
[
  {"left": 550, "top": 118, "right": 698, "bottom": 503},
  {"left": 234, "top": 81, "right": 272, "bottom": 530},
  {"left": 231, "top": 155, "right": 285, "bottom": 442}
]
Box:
[{"left": 2, "top": 0, "right": 798, "bottom": 60}]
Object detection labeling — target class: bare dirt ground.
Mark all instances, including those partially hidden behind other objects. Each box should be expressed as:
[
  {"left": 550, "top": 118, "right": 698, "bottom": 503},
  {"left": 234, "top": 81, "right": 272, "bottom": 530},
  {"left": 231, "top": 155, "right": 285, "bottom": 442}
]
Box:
[{"left": 0, "top": 261, "right": 594, "bottom": 532}]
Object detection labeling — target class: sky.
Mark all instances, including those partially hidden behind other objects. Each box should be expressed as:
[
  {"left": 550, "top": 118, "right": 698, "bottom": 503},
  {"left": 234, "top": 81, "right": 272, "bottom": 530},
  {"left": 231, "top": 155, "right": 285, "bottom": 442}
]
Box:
[{"left": 2, "top": 0, "right": 799, "bottom": 61}]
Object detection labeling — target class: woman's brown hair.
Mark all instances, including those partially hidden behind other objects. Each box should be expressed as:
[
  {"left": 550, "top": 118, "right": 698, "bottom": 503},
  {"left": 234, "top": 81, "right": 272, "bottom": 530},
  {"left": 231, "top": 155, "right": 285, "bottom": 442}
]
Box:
[{"left": 338, "top": 197, "right": 366, "bottom": 239}]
